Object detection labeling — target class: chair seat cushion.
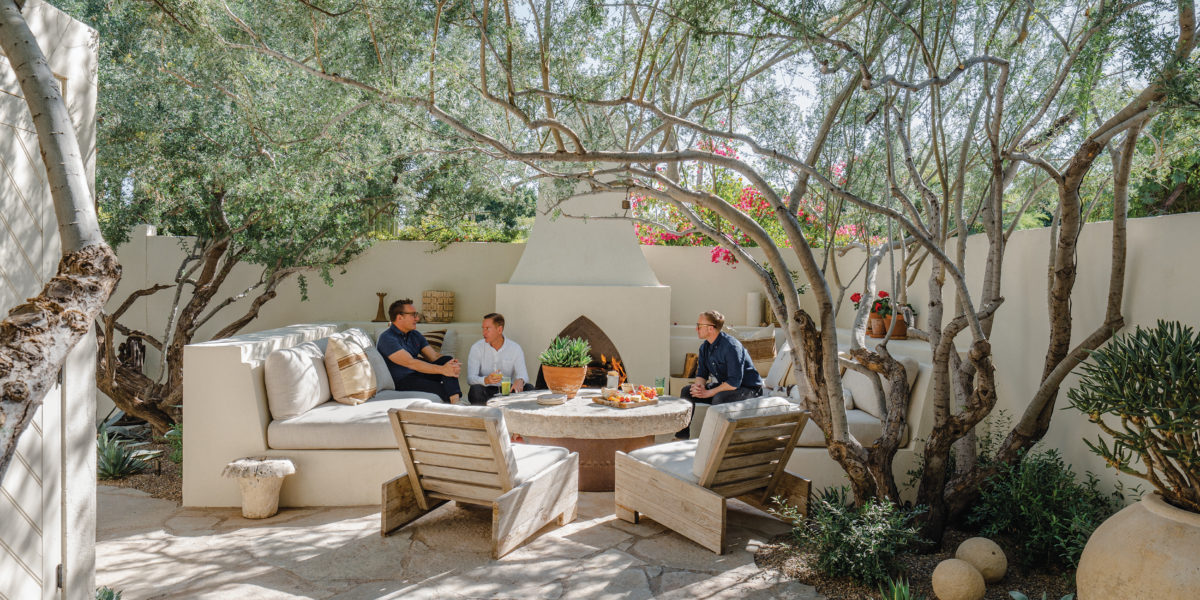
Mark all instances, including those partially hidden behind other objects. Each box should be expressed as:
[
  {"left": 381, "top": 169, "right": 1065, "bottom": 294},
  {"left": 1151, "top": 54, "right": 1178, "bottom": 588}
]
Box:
[
  {"left": 628, "top": 439, "right": 700, "bottom": 484},
  {"left": 794, "top": 408, "right": 909, "bottom": 447},
  {"left": 267, "top": 391, "right": 440, "bottom": 449},
  {"left": 512, "top": 443, "right": 571, "bottom": 485}
]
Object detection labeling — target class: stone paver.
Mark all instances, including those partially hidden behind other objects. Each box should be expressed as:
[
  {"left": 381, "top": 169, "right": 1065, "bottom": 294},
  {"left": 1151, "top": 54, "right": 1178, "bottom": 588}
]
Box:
[{"left": 97, "top": 485, "right": 823, "bottom": 599}]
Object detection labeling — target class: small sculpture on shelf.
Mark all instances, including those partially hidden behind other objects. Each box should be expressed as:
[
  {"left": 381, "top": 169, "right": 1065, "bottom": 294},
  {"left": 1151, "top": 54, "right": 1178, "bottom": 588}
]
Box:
[{"left": 372, "top": 292, "right": 388, "bottom": 322}]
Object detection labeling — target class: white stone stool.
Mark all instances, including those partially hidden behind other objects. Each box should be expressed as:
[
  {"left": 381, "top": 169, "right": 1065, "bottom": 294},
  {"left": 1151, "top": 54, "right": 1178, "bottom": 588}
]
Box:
[{"left": 222, "top": 456, "right": 296, "bottom": 519}]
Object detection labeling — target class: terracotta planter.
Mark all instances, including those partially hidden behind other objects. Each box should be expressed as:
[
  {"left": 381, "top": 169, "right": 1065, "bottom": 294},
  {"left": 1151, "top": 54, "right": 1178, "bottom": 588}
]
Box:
[
  {"left": 541, "top": 365, "right": 586, "bottom": 398},
  {"left": 883, "top": 315, "right": 908, "bottom": 339},
  {"left": 1076, "top": 492, "right": 1200, "bottom": 599},
  {"left": 867, "top": 314, "right": 886, "bottom": 338}
]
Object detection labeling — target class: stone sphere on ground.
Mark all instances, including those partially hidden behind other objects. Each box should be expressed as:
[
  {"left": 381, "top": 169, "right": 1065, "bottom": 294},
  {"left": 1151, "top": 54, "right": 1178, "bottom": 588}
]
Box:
[
  {"left": 955, "top": 537, "right": 1007, "bottom": 583},
  {"left": 932, "top": 558, "right": 986, "bottom": 600}
]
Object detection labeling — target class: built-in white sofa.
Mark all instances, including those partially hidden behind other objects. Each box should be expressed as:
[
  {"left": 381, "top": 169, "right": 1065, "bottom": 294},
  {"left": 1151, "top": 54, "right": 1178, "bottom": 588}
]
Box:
[
  {"left": 675, "top": 326, "right": 935, "bottom": 494},
  {"left": 183, "top": 322, "right": 468, "bottom": 507},
  {"left": 185, "top": 322, "right": 935, "bottom": 507}
]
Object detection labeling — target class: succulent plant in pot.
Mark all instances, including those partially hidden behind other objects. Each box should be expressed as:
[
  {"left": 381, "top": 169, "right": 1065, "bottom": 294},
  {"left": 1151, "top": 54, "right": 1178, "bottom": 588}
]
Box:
[
  {"left": 1068, "top": 320, "right": 1200, "bottom": 598},
  {"left": 538, "top": 336, "right": 591, "bottom": 398}
]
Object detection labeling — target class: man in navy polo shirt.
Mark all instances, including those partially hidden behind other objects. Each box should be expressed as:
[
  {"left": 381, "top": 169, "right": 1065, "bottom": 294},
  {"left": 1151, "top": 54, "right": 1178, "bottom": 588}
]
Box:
[
  {"left": 676, "top": 309, "right": 763, "bottom": 438},
  {"left": 377, "top": 299, "right": 463, "bottom": 404}
]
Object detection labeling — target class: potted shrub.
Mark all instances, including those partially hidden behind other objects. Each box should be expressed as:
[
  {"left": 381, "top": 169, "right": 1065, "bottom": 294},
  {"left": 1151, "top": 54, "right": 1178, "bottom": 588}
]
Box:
[
  {"left": 1068, "top": 320, "right": 1200, "bottom": 599},
  {"left": 852, "top": 291, "right": 887, "bottom": 338},
  {"left": 539, "top": 336, "right": 591, "bottom": 398}
]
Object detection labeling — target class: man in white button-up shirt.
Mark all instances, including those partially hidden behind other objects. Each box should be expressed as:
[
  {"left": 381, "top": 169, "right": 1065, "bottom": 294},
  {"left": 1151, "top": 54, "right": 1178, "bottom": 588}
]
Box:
[{"left": 466, "top": 313, "right": 529, "bottom": 405}]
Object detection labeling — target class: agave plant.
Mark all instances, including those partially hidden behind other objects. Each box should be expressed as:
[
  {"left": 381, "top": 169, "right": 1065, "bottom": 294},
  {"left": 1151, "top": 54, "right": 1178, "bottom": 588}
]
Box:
[
  {"left": 537, "top": 336, "right": 591, "bottom": 368},
  {"left": 1067, "top": 320, "right": 1200, "bottom": 513},
  {"left": 97, "top": 427, "right": 150, "bottom": 480}
]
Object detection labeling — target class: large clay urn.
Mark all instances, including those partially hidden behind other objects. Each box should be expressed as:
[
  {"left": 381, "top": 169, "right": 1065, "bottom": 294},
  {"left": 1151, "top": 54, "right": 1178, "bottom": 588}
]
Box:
[
  {"left": 541, "top": 365, "right": 586, "bottom": 398},
  {"left": 1076, "top": 492, "right": 1200, "bottom": 599}
]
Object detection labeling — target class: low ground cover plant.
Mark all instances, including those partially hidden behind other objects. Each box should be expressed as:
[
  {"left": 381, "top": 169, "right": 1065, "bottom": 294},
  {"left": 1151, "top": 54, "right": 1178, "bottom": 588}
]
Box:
[
  {"left": 774, "top": 487, "right": 925, "bottom": 585},
  {"left": 967, "top": 448, "right": 1126, "bottom": 569},
  {"left": 163, "top": 423, "right": 183, "bottom": 465},
  {"left": 97, "top": 427, "right": 150, "bottom": 480}
]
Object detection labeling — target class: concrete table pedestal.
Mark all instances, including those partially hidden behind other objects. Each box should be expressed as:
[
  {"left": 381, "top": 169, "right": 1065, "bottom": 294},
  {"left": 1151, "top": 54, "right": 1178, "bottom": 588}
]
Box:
[
  {"left": 222, "top": 456, "right": 296, "bottom": 519},
  {"left": 490, "top": 388, "right": 691, "bottom": 492}
]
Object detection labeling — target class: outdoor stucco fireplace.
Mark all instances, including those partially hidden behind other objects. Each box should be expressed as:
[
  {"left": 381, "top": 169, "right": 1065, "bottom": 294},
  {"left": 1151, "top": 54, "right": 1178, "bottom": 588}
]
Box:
[{"left": 496, "top": 186, "right": 670, "bottom": 387}]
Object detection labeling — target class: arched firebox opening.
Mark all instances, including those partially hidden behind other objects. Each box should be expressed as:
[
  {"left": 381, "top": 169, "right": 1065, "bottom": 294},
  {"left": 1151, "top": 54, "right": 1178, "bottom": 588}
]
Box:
[{"left": 534, "top": 315, "right": 627, "bottom": 388}]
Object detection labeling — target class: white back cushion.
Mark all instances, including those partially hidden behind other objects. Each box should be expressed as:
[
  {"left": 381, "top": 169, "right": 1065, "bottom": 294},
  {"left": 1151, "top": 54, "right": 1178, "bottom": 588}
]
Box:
[
  {"left": 763, "top": 345, "right": 794, "bottom": 390},
  {"left": 841, "top": 356, "right": 919, "bottom": 420},
  {"left": 691, "top": 396, "right": 798, "bottom": 480},
  {"left": 264, "top": 338, "right": 332, "bottom": 419}
]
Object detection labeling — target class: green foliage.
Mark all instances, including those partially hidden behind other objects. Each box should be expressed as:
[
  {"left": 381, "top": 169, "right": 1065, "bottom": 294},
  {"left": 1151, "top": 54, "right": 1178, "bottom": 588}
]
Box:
[
  {"left": 1067, "top": 320, "right": 1200, "bottom": 512},
  {"left": 968, "top": 449, "right": 1126, "bottom": 569},
  {"left": 1009, "top": 593, "right": 1074, "bottom": 600},
  {"left": 163, "top": 423, "right": 183, "bottom": 465},
  {"left": 537, "top": 337, "right": 592, "bottom": 368},
  {"left": 880, "top": 577, "right": 926, "bottom": 600},
  {"left": 772, "top": 487, "right": 924, "bottom": 586},
  {"left": 97, "top": 428, "right": 148, "bottom": 480},
  {"left": 96, "top": 587, "right": 123, "bottom": 600}
]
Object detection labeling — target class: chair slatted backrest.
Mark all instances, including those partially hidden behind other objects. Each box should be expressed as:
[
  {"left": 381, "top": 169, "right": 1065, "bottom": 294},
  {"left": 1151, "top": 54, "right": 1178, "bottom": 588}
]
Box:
[
  {"left": 696, "top": 409, "right": 809, "bottom": 500},
  {"left": 389, "top": 407, "right": 515, "bottom": 508}
]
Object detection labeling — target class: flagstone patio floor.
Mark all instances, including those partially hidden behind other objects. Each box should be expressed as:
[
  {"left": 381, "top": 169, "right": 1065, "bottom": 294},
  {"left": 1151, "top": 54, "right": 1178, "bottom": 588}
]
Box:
[{"left": 97, "top": 485, "right": 824, "bottom": 599}]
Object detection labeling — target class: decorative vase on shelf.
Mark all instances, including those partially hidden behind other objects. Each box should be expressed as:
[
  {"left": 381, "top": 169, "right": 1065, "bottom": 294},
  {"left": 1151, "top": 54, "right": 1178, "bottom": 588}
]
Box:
[
  {"left": 883, "top": 315, "right": 908, "bottom": 339},
  {"left": 372, "top": 292, "right": 388, "bottom": 322},
  {"left": 867, "top": 313, "right": 885, "bottom": 338}
]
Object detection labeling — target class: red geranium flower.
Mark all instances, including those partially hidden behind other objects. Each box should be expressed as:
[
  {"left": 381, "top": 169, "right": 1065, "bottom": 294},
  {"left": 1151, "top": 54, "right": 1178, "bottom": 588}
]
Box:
[
  {"left": 851, "top": 292, "right": 862, "bottom": 303},
  {"left": 878, "top": 291, "right": 889, "bottom": 298}
]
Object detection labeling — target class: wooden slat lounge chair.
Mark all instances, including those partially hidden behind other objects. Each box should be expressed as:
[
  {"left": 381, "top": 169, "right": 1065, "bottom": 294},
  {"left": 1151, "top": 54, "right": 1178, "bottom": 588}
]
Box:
[
  {"left": 614, "top": 397, "right": 811, "bottom": 554},
  {"left": 380, "top": 402, "right": 579, "bottom": 558}
]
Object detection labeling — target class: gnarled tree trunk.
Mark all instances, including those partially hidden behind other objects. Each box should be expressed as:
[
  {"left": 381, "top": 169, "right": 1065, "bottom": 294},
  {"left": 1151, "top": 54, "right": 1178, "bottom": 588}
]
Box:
[{"left": 0, "top": 0, "right": 120, "bottom": 479}]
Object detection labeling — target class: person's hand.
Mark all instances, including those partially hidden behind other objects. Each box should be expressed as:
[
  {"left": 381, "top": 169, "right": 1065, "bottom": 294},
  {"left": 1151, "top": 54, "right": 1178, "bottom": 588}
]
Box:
[
  {"left": 485, "top": 371, "right": 502, "bottom": 385},
  {"left": 689, "top": 382, "right": 707, "bottom": 398},
  {"left": 513, "top": 380, "right": 525, "bottom": 393},
  {"left": 443, "top": 360, "right": 461, "bottom": 377}
]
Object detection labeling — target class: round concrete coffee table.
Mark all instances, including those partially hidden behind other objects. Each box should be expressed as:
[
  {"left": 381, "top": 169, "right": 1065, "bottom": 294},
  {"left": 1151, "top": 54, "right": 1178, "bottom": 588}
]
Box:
[{"left": 488, "top": 388, "right": 691, "bottom": 491}]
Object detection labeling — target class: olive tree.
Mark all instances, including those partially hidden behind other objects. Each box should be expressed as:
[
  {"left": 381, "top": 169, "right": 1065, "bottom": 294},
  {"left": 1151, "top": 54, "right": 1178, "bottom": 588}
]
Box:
[{"left": 161, "top": 0, "right": 1195, "bottom": 540}]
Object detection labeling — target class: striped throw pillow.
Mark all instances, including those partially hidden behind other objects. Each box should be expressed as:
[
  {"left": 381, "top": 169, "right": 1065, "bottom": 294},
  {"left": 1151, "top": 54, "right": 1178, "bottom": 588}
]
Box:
[
  {"left": 423, "top": 329, "right": 447, "bottom": 352},
  {"left": 324, "top": 336, "right": 376, "bottom": 405}
]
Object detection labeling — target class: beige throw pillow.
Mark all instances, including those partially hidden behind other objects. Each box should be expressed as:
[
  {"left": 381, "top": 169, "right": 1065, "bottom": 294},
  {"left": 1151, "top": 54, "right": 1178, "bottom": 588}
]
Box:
[{"left": 324, "top": 336, "right": 376, "bottom": 405}]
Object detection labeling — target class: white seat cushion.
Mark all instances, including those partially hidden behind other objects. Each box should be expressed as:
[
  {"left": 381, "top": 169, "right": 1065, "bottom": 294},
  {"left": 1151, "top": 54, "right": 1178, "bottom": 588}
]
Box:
[
  {"left": 264, "top": 338, "right": 332, "bottom": 420},
  {"left": 267, "top": 391, "right": 439, "bottom": 449},
  {"left": 794, "top": 408, "right": 908, "bottom": 447},
  {"left": 629, "top": 439, "right": 700, "bottom": 484},
  {"left": 512, "top": 443, "right": 570, "bottom": 485},
  {"left": 692, "top": 397, "right": 799, "bottom": 480}
]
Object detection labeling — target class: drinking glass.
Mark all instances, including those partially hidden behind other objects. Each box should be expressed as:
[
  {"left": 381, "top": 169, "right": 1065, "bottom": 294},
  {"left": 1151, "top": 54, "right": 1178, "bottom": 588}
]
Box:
[
  {"left": 654, "top": 376, "right": 666, "bottom": 396},
  {"left": 500, "top": 376, "right": 512, "bottom": 395}
]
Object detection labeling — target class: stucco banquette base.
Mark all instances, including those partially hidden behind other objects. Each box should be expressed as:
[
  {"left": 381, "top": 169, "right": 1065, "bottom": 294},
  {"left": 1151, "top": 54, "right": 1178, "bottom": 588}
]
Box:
[{"left": 1076, "top": 492, "right": 1200, "bottom": 599}]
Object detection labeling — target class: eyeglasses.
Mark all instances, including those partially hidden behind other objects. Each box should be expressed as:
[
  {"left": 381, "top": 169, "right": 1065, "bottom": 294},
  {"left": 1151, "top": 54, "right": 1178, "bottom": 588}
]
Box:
[
  {"left": 695, "top": 323, "right": 714, "bottom": 329},
  {"left": 401, "top": 311, "right": 419, "bottom": 317}
]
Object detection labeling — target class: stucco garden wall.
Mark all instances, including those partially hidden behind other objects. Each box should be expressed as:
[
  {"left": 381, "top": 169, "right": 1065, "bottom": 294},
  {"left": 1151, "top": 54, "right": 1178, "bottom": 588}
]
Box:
[{"left": 107, "top": 212, "right": 1200, "bottom": 493}]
